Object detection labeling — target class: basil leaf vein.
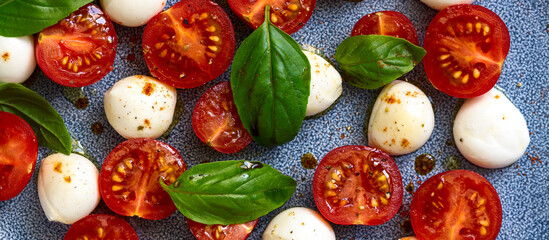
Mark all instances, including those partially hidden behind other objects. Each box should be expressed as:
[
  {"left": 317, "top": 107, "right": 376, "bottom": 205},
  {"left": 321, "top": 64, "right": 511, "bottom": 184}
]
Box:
[
  {"left": 230, "top": 6, "right": 310, "bottom": 147},
  {"left": 0, "top": 83, "right": 71, "bottom": 154},
  {"left": 335, "top": 35, "right": 426, "bottom": 89},
  {"left": 0, "top": 0, "right": 92, "bottom": 37},
  {"left": 161, "top": 160, "right": 296, "bottom": 225}
]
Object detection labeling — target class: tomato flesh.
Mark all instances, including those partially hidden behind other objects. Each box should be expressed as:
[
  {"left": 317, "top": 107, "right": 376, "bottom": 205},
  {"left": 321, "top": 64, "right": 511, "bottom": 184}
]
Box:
[
  {"left": 228, "top": 0, "right": 316, "bottom": 34},
  {"left": 351, "top": 11, "right": 419, "bottom": 45},
  {"left": 142, "top": 0, "right": 235, "bottom": 89},
  {"left": 423, "top": 4, "right": 510, "bottom": 98},
  {"left": 187, "top": 218, "right": 259, "bottom": 240},
  {"left": 0, "top": 111, "right": 38, "bottom": 201},
  {"left": 36, "top": 4, "right": 117, "bottom": 87},
  {"left": 313, "top": 145, "right": 403, "bottom": 225},
  {"left": 99, "top": 138, "right": 187, "bottom": 220},
  {"left": 63, "top": 214, "right": 138, "bottom": 240},
  {"left": 192, "top": 81, "right": 252, "bottom": 153},
  {"left": 410, "top": 170, "right": 502, "bottom": 240}
]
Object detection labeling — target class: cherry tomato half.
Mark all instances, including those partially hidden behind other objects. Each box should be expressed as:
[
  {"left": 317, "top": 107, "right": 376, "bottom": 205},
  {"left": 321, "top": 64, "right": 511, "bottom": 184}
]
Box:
[
  {"left": 187, "top": 218, "right": 259, "bottom": 240},
  {"left": 64, "top": 214, "right": 138, "bottom": 240},
  {"left": 99, "top": 138, "right": 187, "bottom": 220},
  {"left": 351, "top": 11, "right": 419, "bottom": 46},
  {"left": 313, "top": 145, "right": 403, "bottom": 225},
  {"left": 36, "top": 4, "right": 117, "bottom": 87},
  {"left": 0, "top": 111, "right": 38, "bottom": 201},
  {"left": 423, "top": 4, "right": 510, "bottom": 98},
  {"left": 227, "top": 0, "right": 316, "bottom": 35},
  {"left": 410, "top": 170, "right": 502, "bottom": 240},
  {"left": 192, "top": 82, "right": 252, "bottom": 154},
  {"left": 142, "top": 0, "right": 235, "bottom": 89}
]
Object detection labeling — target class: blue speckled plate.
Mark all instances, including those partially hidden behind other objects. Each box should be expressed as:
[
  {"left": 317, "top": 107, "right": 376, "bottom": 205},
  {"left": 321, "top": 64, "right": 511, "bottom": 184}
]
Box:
[{"left": 1, "top": 0, "right": 548, "bottom": 239}]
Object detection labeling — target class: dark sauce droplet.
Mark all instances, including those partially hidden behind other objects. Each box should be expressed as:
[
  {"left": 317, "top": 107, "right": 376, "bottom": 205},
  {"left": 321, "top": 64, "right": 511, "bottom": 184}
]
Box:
[
  {"left": 444, "top": 155, "right": 462, "bottom": 171},
  {"left": 241, "top": 161, "right": 263, "bottom": 170},
  {"left": 415, "top": 154, "right": 436, "bottom": 175},
  {"left": 90, "top": 122, "right": 103, "bottom": 135},
  {"left": 400, "top": 219, "right": 413, "bottom": 233},
  {"left": 405, "top": 182, "right": 415, "bottom": 195},
  {"left": 300, "top": 153, "right": 317, "bottom": 169},
  {"left": 62, "top": 87, "right": 89, "bottom": 110}
]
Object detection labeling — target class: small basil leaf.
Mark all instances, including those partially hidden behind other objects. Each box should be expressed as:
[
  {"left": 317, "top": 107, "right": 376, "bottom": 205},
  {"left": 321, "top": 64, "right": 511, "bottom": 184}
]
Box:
[
  {"left": 161, "top": 160, "right": 296, "bottom": 225},
  {"left": 335, "top": 35, "right": 426, "bottom": 89},
  {"left": 0, "top": 0, "right": 92, "bottom": 37},
  {"left": 231, "top": 6, "right": 310, "bottom": 147},
  {"left": 0, "top": 83, "right": 71, "bottom": 154}
]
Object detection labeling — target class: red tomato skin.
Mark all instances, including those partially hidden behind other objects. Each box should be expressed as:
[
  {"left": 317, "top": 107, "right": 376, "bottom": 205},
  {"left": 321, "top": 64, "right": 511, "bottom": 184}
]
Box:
[
  {"left": 423, "top": 4, "right": 510, "bottom": 98},
  {"left": 187, "top": 218, "right": 259, "bottom": 240},
  {"left": 192, "top": 82, "right": 252, "bottom": 154},
  {"left": 410, "top": 170, "right": 502, "bottom": 240},
  {"left": 0, "top": 111, "right": 38, "bottom": 201},
  {"left": 227, "top": 0, "right": 317, "bottom": 35},
  {"left": 313, "top": 145, "right": 403, "bottom": 225},
  {"left": 142, "top": 0, "right": 235, "bottom": 89},
  {"left": 63, "top": 214, "right": 139, "bottom": 240},
  {"left": 351, "top": 11, "right": 419, "bottom": 45},
  {"left": 99, "top": 138, "right": 187, "bottom": 220},
  {"left": 35, "top": 4, "right": 117, "bottom": 87}
]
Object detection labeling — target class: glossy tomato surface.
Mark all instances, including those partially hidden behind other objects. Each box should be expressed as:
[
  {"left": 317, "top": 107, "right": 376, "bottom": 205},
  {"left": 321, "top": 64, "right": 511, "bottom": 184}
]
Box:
[
  {"left": 63, "top": 214, "right": 139, "bottom": 240},
  {"left": 187, "top": 218, "right": 259, "bottom": 240},
  {"left": 0, "top": 112, "right": 38, "bottom": 201},
  {"left": 351, "top": 11, "right": 419, "bottom": 45},
  {"left": 192, "top": 81, "right": 252, "bottom": 153},
  {"left": 423, "top": 4, "right": 510, "bottom": 98},
  {"left": 36, "top": 4, "right": 117, "bottom": 87},
  {"left": 313, "top": 145, "right": 403, "bottom": 225},
  {"left": 410, "top": 170, "right": 502, "bottom": 240},
  {"left": 227, "top": 0, "right": 316, "bottom": 35},
  {"left": 99, "top": 138, "right": 187, "bottom": 220},
  {"left": 142, "top": 0, "right": 235, "bottom": 89}
]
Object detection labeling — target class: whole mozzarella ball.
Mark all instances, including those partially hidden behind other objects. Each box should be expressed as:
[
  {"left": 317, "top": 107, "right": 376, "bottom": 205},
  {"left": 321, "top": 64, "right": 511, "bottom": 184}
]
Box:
[
  {"left": 453, "top": 88, "right": 530, "bottom": 168},
  {"left": 100, "top": 0, "right": 167, "bottom": 27},
  {"left": 303, "top": 50, "right": 343, "bottom": 117},
  {"left": 420, "top": 0, "right": 474, "bottom": 11},
  {"left": 263, "top": 207, "right": 335, "bottom": 240},
  {"left": 37, "top": 153, "right": 100, "bottom": 224},
  {"left": 368, "top": 80, "right": 435, "bottom": 155},
  {"left": 104, "top": 75, "right": 177, "bottom": 139},
  {"left": 0, "top": 35, "right": 36, "bottom": 83}
]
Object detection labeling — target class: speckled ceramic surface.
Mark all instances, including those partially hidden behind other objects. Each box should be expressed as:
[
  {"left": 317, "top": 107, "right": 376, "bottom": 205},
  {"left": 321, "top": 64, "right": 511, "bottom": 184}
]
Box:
[{"left": 1, "top": 0, "right": 548, "bottom": 239}]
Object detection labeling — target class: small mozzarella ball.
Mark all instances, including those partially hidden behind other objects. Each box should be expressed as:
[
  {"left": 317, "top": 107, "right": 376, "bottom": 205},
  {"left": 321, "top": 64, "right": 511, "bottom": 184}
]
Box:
[
  {"left": 303, "top": 50, "right": 343, "bottom": 117},
  {"left": 263, "top": 207, "right": 335, "bottom": 240},
  {"left": 37, "top": 153, "right": 100, "bottom": 224},
  {"left": 100, "top": 0, "right": 167, "bottom": 27},
  {"left": 0, "top": 35, "right": 36, "bottom": 83},
  {"left": 420, "top": 0, "right": 474, "bottom": 11},
  {"left": 368, "top": 80, "right": 435, "bottom": 155},
  {"left": 453, "top": 88, "right": 530, "bottom": 168},
  {"left": 104, "top": 75, "right": 177, "bottom": 139}
]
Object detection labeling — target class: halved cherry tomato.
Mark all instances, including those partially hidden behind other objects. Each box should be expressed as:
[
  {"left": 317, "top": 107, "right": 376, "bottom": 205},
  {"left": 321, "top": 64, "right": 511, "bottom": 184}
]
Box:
[
  {"left": 410, "top": 170, "right": 502, "bottom": 240},
  {"left": 192, "top": 81, "right": 252, "bottom": 154},
  {"left": 0, "top": 111, "right": 38, "bottom": 201},
  {"left": 64, "top": 214, "right": 138, "bottom": 240},
  {"left": 351, "top": 11, "right": 419, "bottom": 46},
  {"left": 142, "top": 0, "right": 235, "bottom": 89},
  {"left": 99, "top": 138, "right": 187, "bottom": 220},
  {"left": 227, "top": 0, "right": 316, "bottom": 34},
  {"left": 187, "top": 218, "right": 259, "bottom": 240},
  {"left": 423, "top": 4, "right": 510, "bottom": 98},
  {"left": 313, "top": 145, "right": 403, "bottom": 225},
  {"left": 36, "top": 4, "right": 117, "bottom": 87}
]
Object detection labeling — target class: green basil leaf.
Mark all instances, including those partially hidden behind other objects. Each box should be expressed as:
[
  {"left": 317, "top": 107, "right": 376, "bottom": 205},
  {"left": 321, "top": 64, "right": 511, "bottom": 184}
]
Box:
[
  {"left": 335, "top": 35, "right": 426, "bottom": 89},
  {"left": 0, "top": 0, "right": 92, "bottom": 37},
  {"left": 0, "top": 83, "right": 71, "bottom": 154},
  {"left": 161, "top": 160, "right": 296, "bottom": 225},
  {"left": 230, "top": 6, "right": 310, "bottom": 147}
]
